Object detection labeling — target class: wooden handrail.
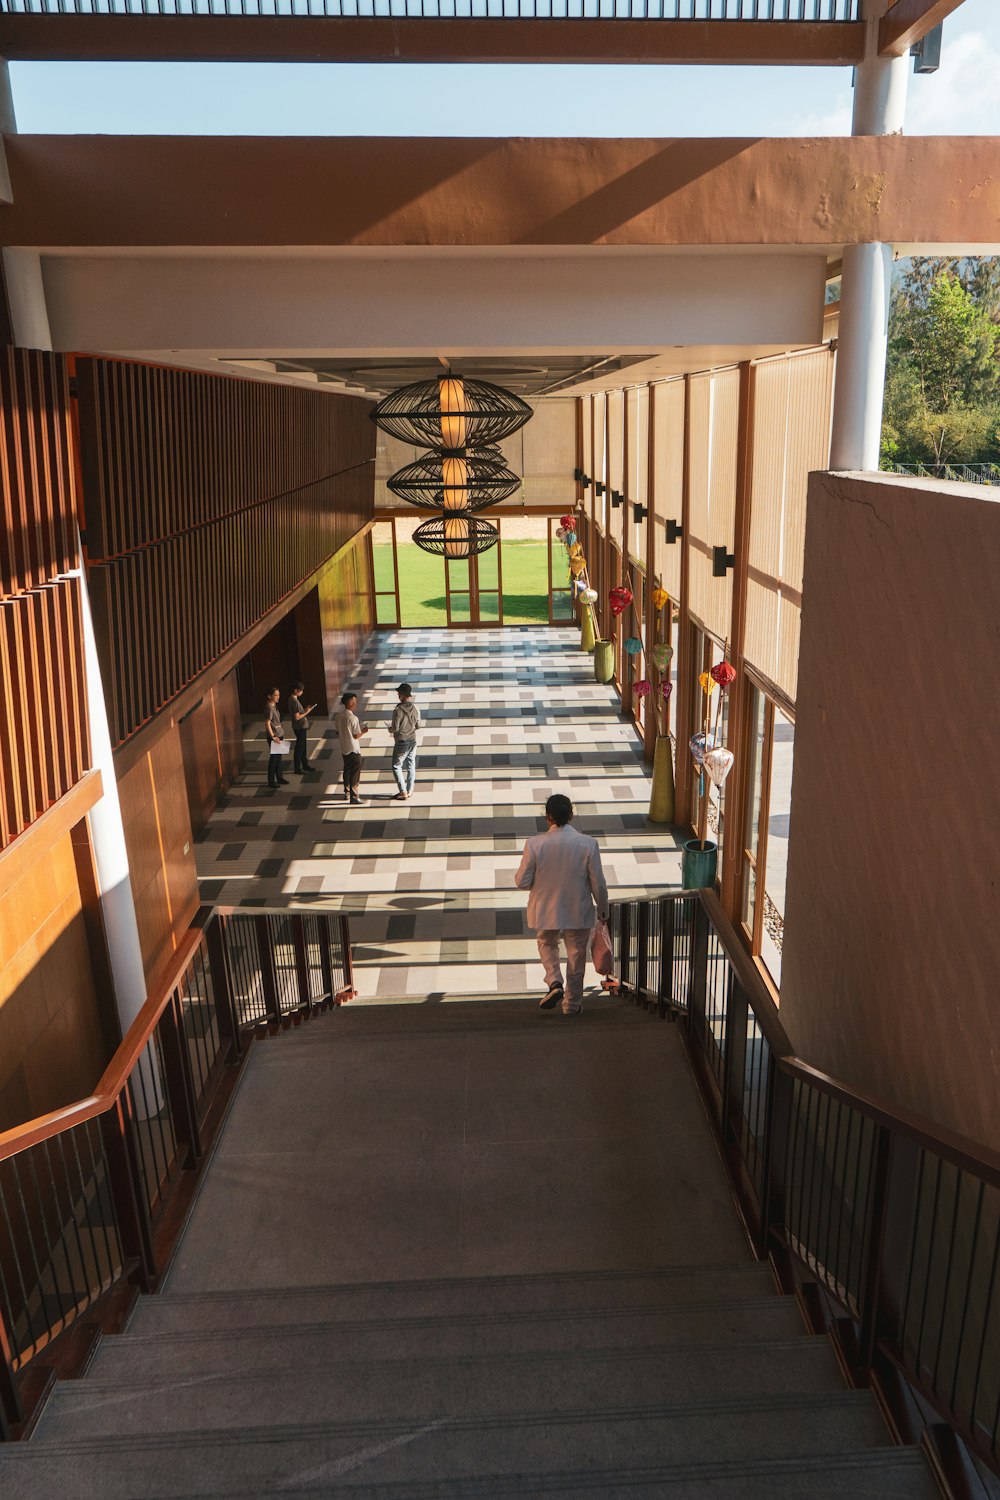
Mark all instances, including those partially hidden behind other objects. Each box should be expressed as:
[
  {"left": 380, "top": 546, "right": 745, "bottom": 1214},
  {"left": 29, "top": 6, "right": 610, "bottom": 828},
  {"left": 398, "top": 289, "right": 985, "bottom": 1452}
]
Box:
[{"left": 0, "top": 925, "right": 206, "bottom": 1166}]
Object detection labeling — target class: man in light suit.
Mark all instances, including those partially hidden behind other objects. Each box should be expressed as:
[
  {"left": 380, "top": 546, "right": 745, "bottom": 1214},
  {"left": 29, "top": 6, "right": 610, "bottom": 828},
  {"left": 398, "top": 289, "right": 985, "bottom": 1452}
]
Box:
[{"left": 515, "top": 792, "right": 610, "bottom": 1016}]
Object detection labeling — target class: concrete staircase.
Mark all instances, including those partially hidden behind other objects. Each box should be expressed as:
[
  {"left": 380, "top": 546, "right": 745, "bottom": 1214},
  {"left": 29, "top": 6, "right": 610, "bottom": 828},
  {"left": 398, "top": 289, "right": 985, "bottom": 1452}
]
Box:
[{"left": 0, "top": 997, "right": 940, "bottom": 1497}]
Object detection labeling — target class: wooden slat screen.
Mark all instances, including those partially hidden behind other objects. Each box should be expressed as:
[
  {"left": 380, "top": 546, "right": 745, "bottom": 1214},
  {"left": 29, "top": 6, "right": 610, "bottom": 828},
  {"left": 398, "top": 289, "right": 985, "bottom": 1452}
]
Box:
[
  {"left": 686, "top": 367, "right": 739, "bottom": 643},
  {"left": 607, "top": 390, "right": 624, "bottom": 501},
  {"left": 592, "top": 392, "right": 607, "bottom": 537},
  {"left": 0, "top": 347, "right": 91, "bottom": 851},
  {"left": 76, "top": 359, "right": 375, "bottom": 746}
]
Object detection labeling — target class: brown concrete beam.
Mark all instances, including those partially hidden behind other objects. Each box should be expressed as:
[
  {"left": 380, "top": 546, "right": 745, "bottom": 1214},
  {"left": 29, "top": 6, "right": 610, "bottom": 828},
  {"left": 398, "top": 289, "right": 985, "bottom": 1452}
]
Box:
[
  {"left": 878, "top": 0, "right": 966, "bottom": 57},
  {"left": 2, "top": 135, "right": 998, "bottom": 251},
  {"left": 0, "top": 16, "right": 864, "bottom": 66}
]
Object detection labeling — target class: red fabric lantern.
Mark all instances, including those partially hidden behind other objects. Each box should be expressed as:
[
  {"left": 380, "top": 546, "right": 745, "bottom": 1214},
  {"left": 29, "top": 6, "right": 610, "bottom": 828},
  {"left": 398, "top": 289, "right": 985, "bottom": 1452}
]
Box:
[
  {"left": 609, "top": 586, "right": 633, "bottom": 617},
  {"left": 710, "top": 661, "right": 737, "bottom": 690},
  {"left": 560, "top": 513, "right": 577, "bottom": 531}
]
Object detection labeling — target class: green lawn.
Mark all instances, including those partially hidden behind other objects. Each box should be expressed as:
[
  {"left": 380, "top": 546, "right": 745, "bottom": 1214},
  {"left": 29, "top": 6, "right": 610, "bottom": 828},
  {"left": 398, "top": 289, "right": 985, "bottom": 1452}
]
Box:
[{"left": 374, "top": 540, "right": 560, "bottom": 627}]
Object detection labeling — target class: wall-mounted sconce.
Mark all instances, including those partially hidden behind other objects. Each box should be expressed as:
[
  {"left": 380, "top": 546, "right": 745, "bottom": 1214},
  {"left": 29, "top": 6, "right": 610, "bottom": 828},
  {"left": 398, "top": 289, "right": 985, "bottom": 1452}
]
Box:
[
  {"left": 594, "top": 481, "right": 606, "bottom": 496},
  {"left": 610, "top": 490, "right": 623, "bottom": 509},
  {"left": 665, "top": 519, "right": 683, "bottom": 544},
  {"left": 712, "top": 545, "right": 736, "bottom": 578},
  {"left": 633, "top": 503, "right": 647, "bottom": 523},
  {"left": 574, "top": 468, "right": 592, "bottom": 489}
]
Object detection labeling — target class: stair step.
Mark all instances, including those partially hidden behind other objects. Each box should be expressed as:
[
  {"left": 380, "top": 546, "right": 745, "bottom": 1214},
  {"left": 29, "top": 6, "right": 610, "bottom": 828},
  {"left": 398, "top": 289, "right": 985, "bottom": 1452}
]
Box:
[
  {"left": 89, "top": 1297, "right": 808, "bottom": 1379},
  {"left": 135, "top": 1262, "right": 774, "bottom": 1334},
  {"left": 6, "top": 1395, "right": 902, "bottom": 1497},
  {"left": 42, "top": 1335, "right": 848, "bottom": 1440}
]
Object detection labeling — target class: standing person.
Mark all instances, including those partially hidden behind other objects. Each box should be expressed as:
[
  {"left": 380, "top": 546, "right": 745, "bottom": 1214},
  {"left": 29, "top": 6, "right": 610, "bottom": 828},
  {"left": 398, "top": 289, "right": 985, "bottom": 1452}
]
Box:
[
  {"left": 514, "top": 792, "right": 609, "bottom": 1016},
  {"left": 334, "top": 692, "right": 369, "bottom": 806},
  {"left": 264, "top": 687, "right": 289, "bottom": 789},
  {"left": 390, "top": 682, "right": 421, "bottom": 801},
  {"left": 287, "top": 680, "right": 317, "bottom": 774}
]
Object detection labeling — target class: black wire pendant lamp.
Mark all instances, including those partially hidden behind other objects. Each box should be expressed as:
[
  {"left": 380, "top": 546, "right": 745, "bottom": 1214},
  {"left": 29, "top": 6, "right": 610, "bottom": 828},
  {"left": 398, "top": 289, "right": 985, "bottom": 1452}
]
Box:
[
  {"left": 387, "top": 451, "right": 521, "bottom": 512},
  {"left": 411, "top": 513, "right": 500, "bottom": 558},
  {"left": 370, "top": 373, "right": 532, "bottom": 451}
]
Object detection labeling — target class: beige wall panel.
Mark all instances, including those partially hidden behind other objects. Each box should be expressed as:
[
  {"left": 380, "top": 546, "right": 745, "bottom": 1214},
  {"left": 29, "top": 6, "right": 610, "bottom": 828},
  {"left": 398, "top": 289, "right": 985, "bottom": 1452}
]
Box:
[
  {"left": 783, "top": 348, "right": 835, "bottom": 594},
  {"left": 748, "top": 359, "right": 789, "bottom": 579},
  {"left": 651, "top": 379, "right": 685, "bottom": 600},
  {"left": 776, "top": 595, "right": 801, "bottom": 702},
  {"left": 629, "top": 387, "right": 649, "bottom": 566},
  {"left": 745, "top": 578, "right": 780, "bottom": 687},
  {"left": 607, "top": 391, "right": 624, "bottom": 498},
  {"left": 521, "top": 399, "right": 576, "bottom": 506},
  {"left": 375, "top": 430, "right": 419, "bottom": 508},
  {"left": 592, "top": 392, "right": 607, "bottom": 534},
  {"left": 780, "top": 471, "right": 1000, "bottom": 1149}
]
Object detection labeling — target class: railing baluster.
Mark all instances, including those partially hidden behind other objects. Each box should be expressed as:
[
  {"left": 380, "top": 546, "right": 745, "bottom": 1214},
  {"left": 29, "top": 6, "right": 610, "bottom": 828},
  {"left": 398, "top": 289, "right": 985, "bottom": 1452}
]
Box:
[
  {"left": 158, "top": 993, "right": 203, "bottom": 1167},
  {"left": 99, "top": 1098, "right": 156, "bottom": 1292},
  {"left": 254, "top": 913, "right": 282, "bottom": 1024}
]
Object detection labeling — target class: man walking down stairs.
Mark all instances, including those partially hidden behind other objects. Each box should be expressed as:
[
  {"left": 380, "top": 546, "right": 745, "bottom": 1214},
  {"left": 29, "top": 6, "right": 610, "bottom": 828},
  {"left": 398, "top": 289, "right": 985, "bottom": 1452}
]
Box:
[{"left": 0, "top": 996, "right": 940, "bottom": 1497}]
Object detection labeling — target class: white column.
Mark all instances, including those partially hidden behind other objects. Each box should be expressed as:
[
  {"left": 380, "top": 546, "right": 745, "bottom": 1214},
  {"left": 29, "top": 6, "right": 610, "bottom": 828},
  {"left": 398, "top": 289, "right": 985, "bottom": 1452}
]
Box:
[
  {"left": 76, "top": 552, "right": 149, "bottom": 1037},
  {"left": 830, "top": 0, "right": 910, "bottom": 472}
]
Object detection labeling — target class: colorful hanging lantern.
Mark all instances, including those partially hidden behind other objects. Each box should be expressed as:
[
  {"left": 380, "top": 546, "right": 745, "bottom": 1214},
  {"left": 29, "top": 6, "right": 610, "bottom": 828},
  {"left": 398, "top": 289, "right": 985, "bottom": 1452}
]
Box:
[
  {"left": 581, "top": 588, "right": 598, "bottom": 604},
  {"left": 624, "top": 636, "right": 642, "bottom": 656},
  {"left": 609, "top": 586, "right": 633, "bottom": 617},
  {"left": 710, "top": 661, "right": 737, "bottom": 690},
  {"left": 633, "top": 679, "right": 652, "bottom": 700},
  {"left": 704, "top": 747, "right": 735, "bottom": 788},
  {"left": 555, "top": 526, "right": 566, "bottom": 541},
  {"left": 661, "top": 681, "right": 674, "bottom": 703},
  {"left": 652, "top": 587, "right": 669, "bottom": 611},
  {"left": 569, "top": 542, "right": 583, "bottom": 558},
  {"left": 651, "top": 642, "right": 674, "bottom": 672},
  {"left": 698, "top": 671, "right": 718, "bottom": 695},
  {"left": 560, "top": 513, "right": 577, "bottom": 531},
  {"left": 570, "top": 557, "right": 588, "bottom": 577},
  {"left": 689, "top": 731, "right": 717, "bottom": 767},
  {"left": 565, "top": 531, "right": 577, "bottom": 547}
]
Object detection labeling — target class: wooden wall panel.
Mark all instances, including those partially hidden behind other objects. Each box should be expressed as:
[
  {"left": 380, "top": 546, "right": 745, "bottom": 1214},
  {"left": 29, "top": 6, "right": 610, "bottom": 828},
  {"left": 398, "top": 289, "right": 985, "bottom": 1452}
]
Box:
[
  {"left": 76, "top": 359, "right": 375, "bottom": 747},
  {"left": 117, "top": 722, "right": 199, "bottom": 985},
  {"left": 0, "top": 827, "right": 109, "bottom": 1132},
  {"left": 0, "top": 347, "right": 91, "bottom": 851},
  {"left": 179, "top": 670, "right": 245, "bottom": 838}
]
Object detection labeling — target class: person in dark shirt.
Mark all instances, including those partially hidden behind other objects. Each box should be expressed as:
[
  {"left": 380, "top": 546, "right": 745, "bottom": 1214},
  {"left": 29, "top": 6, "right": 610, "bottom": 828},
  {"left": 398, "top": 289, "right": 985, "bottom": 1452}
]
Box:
[
  {"left": 265, "top": 688, "right": 289, "bottom": 788},
  {"left": 287, "top": 680, "right": 317, "bottom": 774}
]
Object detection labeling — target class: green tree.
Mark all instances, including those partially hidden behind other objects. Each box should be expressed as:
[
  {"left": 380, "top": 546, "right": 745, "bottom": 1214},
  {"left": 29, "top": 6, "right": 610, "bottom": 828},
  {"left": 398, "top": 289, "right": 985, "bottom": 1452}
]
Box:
[{"left": 882, "top": 262, "right": 1000, "bottom": 468}]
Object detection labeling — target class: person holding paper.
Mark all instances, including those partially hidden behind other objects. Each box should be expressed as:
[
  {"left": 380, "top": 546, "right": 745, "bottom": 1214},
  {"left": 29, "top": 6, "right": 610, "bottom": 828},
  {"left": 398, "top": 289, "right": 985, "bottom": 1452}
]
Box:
[{"left": 265, "top": 687, "right": 290, "bottom": 789}]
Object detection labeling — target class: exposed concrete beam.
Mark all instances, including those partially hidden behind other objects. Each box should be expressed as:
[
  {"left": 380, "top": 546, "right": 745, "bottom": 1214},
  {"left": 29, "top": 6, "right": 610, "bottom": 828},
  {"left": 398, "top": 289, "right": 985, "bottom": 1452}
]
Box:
[
  {"left": 2, "top": 135, "right": 998, "bottom": 252},
  {"left": 878, "top": 0, "right": 966, "bottom": 56},
  {"left": 0, "top": 16, "right": 865, "bottom": 66}
]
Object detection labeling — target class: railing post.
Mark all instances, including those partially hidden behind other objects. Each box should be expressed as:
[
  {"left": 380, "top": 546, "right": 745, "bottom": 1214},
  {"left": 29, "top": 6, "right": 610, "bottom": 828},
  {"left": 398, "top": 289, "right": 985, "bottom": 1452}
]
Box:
[
  {"left": 619, "top": 903, "right": 633, "bottom": 994},
  {"left": 339, "top": 915, "right": 354, "bottom": 998},
  {"left": 205, "top": 914, "right": 243, "bottom": 1060},
  {"left": 254, "top": 915, "right": 282, "bottom": 1024},
  {"left": 100, "top": 1099, "right": 156, "bottom": 1292},
  {"left": 722, "top": 978, "right": 749, "bottom": 1150},
  {"left": 318, "top": 918, "right": 335, "bottom": 1004},
  {"left": 688, "top": 898, "right": 709, "bottom": 1042},
  {"left": 857, "top": 1125, "right": 894, "bottom": 1368},
  {"left": 292, "top": 918, "right": 311, "bottom": 1014},
  {"left": 635, "top": 901, "right": 649, "bottom": 1009},
  {"left": 157, "top": 997, "right": 203, "bottom": 1168},
  {"left": 658, "top": 898, "right": 675, "bottom": 1019},
  {"left": 761, "top": 1060, "right": 793, "bottom": 1257},
  {"left": 0, "top": 1322, "right": 23, "bottom": 1437}
]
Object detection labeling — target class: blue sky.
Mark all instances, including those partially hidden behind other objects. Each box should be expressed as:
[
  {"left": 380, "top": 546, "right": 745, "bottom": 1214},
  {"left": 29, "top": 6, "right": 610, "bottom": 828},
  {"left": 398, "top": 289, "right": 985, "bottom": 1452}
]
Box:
[{"left": 9, "top": 0, "right": 1000, "bottom": 136}]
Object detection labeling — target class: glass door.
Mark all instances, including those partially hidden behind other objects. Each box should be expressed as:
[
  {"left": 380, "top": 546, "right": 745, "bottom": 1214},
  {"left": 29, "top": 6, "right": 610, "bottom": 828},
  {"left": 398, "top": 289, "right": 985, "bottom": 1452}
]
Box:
[
  {"left": 547, "top": 516, "right": 576, "bottom": 626},
  {"left": 444, "top": 525, "right": 504, "bottom": 627},
  {"left": 368, "top": 518, "right": 400, "bottom": 628}
]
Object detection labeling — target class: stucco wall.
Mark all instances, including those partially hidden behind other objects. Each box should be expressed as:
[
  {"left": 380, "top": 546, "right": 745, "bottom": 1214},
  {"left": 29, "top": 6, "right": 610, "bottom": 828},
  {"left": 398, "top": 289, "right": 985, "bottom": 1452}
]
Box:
[{"left": 779, "top": 470, "right": 1000, "bottom": 1150}]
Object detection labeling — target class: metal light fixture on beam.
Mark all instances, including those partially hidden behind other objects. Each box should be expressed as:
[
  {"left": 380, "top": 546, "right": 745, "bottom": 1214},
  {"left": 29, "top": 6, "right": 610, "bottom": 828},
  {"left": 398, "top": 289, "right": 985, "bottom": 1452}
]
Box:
[
  {"left": 387, "top": 452, "right": 520, "bottom": 511},
  {"left": 665, "top": 519, "right": 684, "bottom": 544},
  {"left": 370, "top": 373, "right": 532, "bottom": 450}
]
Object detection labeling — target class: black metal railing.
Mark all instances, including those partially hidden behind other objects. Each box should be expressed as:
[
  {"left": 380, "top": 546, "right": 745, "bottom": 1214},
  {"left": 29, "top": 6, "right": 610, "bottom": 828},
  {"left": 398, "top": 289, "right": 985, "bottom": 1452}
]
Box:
[
  {"left": 0, "top": 1, "right": 860, "bottom": 19},
  {"left": 0, "top": 906, "right": 353, "bottom": 1438},
  {"left": 612, "top": 886, "right": 1000, "bottom": 1475}
]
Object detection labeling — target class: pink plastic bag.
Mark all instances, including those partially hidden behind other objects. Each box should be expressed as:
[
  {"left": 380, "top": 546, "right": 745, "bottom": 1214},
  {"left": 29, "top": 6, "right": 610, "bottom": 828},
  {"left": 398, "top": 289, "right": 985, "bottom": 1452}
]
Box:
[{"left": 591, "top": 918, "right": 613, "bottom": 976}]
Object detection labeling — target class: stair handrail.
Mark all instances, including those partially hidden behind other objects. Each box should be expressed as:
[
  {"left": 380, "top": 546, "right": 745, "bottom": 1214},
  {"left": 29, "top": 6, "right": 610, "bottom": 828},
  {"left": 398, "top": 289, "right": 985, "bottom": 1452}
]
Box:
[{"left": 612, "top": 884, "right": 1000, "bottom": 1477}]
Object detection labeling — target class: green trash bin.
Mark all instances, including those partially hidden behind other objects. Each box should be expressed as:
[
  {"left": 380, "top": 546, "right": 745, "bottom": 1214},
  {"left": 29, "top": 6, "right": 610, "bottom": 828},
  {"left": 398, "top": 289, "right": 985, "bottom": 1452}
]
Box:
[
  {"left": 682, "top": 839, "right": 718, "bottom": 890},
  {"left": 594, "top": 639, "right": 615, "bottom": 684}
]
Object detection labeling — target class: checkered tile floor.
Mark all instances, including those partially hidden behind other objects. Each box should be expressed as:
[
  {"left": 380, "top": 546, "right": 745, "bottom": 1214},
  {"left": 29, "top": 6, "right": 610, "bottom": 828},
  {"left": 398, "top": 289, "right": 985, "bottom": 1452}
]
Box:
[{"left": 196, "top": 628, "right": 683, "bottom": 997}]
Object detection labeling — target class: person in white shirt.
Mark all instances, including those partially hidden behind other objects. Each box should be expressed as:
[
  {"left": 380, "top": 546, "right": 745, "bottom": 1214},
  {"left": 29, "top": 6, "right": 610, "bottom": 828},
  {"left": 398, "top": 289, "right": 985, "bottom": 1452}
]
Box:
[
  {"left": 334, "top": 692, "right": 369, "bottom": 806},
  {"left": 514, "top": 792, "right": 609, "bottom": 1016},
  {"left": 389, "top": 682, "right": 421, "bottom": 801}
]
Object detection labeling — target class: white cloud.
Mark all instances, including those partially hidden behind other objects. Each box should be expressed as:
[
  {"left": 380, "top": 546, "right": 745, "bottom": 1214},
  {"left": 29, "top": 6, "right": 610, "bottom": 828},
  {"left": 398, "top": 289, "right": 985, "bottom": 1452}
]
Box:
[{"left": 906, "top": 30, "right": 1000, "bottom": 134}]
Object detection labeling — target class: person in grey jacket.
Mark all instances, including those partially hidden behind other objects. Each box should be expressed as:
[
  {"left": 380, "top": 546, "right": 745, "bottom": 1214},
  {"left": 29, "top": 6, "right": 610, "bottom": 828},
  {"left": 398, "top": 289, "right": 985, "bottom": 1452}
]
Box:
[
  {"left": 390, "top": 682, "right": 421, "bottom": 800},
  {"left": 514, "top": 792, "right": 609, "bottom": 1015}
]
